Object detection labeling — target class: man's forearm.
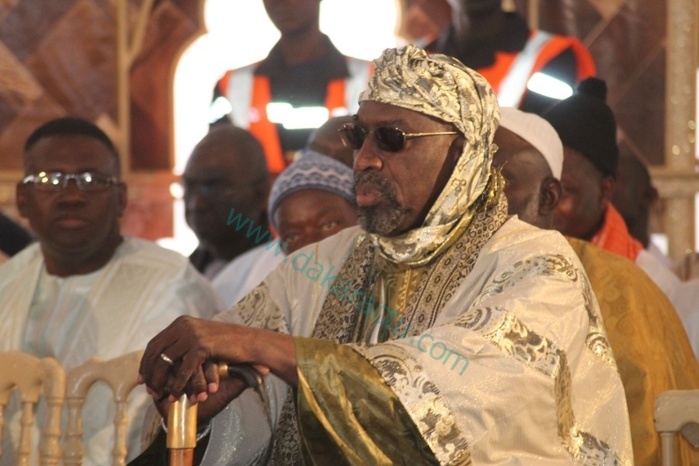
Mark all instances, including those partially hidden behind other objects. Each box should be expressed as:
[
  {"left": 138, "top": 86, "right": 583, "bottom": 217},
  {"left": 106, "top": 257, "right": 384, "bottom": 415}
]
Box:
[{"left": 247, "top": 329, "right": 298, "bottom": 386}]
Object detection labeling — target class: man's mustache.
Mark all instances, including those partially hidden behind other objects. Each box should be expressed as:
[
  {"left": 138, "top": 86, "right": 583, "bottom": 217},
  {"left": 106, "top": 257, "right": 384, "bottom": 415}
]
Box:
[{"left": 353, "top": 172, "right": 393, "bottom": 197}]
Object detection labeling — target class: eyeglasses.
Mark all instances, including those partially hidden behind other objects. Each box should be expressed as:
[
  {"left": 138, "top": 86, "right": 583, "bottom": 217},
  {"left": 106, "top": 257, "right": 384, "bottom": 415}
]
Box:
[
  {"left": 22, "top": 171, "right": 119, "bottom": 192},
  {"left": 339, "top": 123, "right": 457, "bottom": 152}
]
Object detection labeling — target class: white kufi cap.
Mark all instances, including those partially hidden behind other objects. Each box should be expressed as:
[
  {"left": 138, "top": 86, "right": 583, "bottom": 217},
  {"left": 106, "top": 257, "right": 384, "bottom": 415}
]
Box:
[{"left": 498, "top": 107, "right": 563, "bottom": 179}]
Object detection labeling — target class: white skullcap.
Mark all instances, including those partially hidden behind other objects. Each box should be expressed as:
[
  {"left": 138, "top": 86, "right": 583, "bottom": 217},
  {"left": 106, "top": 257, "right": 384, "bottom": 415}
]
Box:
[{"left": 498, "top": 107, "right": 563, "bottom": 180}]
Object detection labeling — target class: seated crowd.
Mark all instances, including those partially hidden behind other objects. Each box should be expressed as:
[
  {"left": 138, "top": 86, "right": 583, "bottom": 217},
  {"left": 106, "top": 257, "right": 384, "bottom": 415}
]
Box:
[{"left": 0, "top": 1, "right": 697, "bottom": 463}]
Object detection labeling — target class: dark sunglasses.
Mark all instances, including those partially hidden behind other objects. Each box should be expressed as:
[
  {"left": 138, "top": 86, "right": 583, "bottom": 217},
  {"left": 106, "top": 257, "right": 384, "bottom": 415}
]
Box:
[{"left": 339, "top": 123, "right": 457, "bottom": 153}]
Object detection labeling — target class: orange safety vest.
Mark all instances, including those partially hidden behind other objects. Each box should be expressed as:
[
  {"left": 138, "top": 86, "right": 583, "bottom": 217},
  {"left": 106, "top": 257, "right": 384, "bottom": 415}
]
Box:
[
  {"left": 477, "top": 30, "right": 596, "bottom": 107},
  {"left": 217, "top": 58, "right": 372, "bottom": 174}
]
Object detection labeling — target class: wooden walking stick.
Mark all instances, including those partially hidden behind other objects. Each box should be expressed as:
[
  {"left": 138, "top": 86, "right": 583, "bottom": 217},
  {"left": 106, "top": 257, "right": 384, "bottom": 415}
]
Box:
[
  {"left": 167, "top": 394, "right": 198, "bottom": 466},
  {"left": 164, "top": 364, "right": 268, "bottom": 466}
]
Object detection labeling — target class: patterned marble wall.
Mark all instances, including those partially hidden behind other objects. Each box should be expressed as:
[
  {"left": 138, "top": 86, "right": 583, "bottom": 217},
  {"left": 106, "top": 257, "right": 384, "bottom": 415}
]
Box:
[
  {"left": 0, "top": 0, "right": 117, "bottom": 170},
  {"left": 532, "top": 0, "right": 667, "bottom": 166},
  {"left": 0, "top": 0, "right": 193, "bottom": 239}
]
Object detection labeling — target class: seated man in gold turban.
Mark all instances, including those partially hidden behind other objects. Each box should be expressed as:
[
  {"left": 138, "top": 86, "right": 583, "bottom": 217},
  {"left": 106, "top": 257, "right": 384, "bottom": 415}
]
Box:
[{"left": 134, "top": 46, "right": 632, "bottom": 464}]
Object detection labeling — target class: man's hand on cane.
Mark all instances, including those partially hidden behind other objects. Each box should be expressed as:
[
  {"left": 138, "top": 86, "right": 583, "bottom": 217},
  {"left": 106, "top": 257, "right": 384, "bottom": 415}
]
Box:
[
  {"left": 150, "top": 373, "right": 250, "bottom": 425},
  {"left": 137, "top": 315, "right": 298, "bottom": 420}
]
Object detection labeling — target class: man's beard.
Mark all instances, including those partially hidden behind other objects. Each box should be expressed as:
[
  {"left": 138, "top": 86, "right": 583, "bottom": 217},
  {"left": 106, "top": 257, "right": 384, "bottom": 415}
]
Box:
[{"left": 354, "top": 172, "right": 409, "bottom": 236}]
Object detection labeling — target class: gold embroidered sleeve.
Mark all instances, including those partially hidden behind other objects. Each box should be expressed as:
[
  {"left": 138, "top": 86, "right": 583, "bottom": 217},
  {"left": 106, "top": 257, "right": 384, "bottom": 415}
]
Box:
[{"left": 294, "top": 337, "right": 438, "bottom": 465}]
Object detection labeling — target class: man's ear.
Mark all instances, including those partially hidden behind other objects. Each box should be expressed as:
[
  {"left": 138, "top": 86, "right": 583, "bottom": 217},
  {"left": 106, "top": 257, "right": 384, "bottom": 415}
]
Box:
[
  {"left": 539, "top": 178, "right": 562, "bottom": 216},
  {"left": 16, "top": 183, "right": 29, "bottom": 218}
]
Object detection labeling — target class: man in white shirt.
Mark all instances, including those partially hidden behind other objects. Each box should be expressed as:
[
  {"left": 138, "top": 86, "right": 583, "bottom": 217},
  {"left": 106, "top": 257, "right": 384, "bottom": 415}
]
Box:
[
  {"left": 184, "top": 125, "right": 269, "bottom": 279},
  {"left": 0, "top": 117, "right": 222, "bottom": 465}
]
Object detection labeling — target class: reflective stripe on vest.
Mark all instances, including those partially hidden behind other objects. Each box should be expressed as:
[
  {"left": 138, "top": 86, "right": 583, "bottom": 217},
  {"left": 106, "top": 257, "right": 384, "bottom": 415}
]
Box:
[
  {"left": 250, "top": 75, "right": 286, "bottom": 173},
  {"left": 225, "top": 63, "right": 256, "bottom": 129},
  {"left": 498, "top": 31, "right": 554, "bottom": 107},
  {"left": 221, "top": 58, "right": 372, "bottom": 173},
  {"left": 533, "top": 35, "right": 596, "bottom": 82},
  {"left": 496, "top": 31, "right": 596, "bottom": 108}
]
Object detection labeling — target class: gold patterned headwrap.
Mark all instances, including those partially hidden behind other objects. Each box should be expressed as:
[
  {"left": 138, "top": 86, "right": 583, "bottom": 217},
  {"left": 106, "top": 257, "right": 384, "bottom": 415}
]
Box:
[{"left": 359, "top": 45, "right": 501, "bottom": 266}]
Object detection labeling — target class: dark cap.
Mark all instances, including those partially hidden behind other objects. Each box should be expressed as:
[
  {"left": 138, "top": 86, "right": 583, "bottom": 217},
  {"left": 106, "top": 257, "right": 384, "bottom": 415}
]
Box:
[{"left": 542, "top": 78, "right": 618, "bottom": 177}]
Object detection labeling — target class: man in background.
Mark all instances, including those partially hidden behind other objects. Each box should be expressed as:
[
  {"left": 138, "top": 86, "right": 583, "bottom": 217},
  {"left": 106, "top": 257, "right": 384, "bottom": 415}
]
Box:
[
  {"left": 0, "top": 117, "right": 221, "bottom": 464},
  {"left": 212, "top": 0, "right": 371, "bottom": 175},
  {"left": 612, "top": 148, "right": 675, "bottom": 269},
  {"left": 494, "top": 106, "right": 699, "bottom": 465},
  {"left": 213, "top": 150, "right": 357, "bottom": 307},
  {"left": 542, "top": 78, "right": 683, "bottom": 297},
  {"left": 184, "top": 125, "right": 269, "bottom": 279},
  {"left": 430, "top": 0, "right": 596, "bottom": 113}
]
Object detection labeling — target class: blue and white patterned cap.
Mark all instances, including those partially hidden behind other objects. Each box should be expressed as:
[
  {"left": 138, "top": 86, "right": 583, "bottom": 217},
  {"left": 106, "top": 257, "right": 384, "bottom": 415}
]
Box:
[{"left": 268, "top": 150, "right": 355, "bottom": 229}]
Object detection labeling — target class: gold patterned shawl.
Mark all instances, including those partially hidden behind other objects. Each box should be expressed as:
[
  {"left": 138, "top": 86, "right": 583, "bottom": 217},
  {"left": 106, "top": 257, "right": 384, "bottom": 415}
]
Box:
[{"left": 358, "top": 45, "right": 501, "bottom": 266}]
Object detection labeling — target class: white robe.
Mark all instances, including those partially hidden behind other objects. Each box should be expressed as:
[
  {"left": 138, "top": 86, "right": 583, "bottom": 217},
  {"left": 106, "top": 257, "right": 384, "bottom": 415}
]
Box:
[
  {"left": 212, "top": 244, "right": 284, "bottom": 308},
  {"left": 636, "top": 249, "right": 699, "bottom": 361},
  {"left": 0, "top": 237, "right": 222, "bottom": 465},
  {"left": 201, "top": 220, "right": 633, "bottom": 465}
]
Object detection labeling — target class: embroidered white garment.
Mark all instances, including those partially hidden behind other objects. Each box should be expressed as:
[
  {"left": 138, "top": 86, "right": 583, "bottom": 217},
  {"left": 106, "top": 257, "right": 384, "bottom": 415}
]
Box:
[{"left": 0, "top": 237, "right": 222, "bottom": 465}]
